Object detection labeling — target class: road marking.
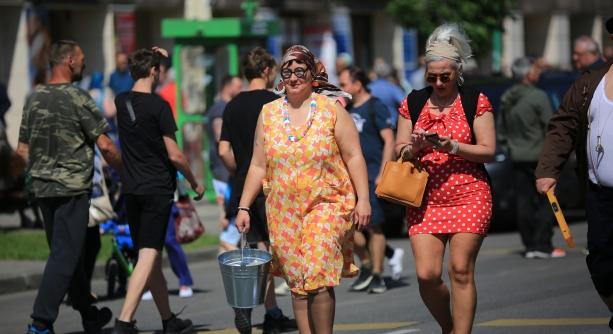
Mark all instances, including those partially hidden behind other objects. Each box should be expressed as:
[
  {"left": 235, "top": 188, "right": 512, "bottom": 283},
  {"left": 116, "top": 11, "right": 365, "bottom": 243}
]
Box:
[
  {"left": 176, "top": 321, "right": 417, "bottom": 333},
  {"left": 477, "top": 317, "right": 609, "bottom": 326},
  {"left": 381, "top": 328, "right": 420, "bottom": 334},
  {"left": 333, "top": 321, "right": 417, "bottom": 331}
]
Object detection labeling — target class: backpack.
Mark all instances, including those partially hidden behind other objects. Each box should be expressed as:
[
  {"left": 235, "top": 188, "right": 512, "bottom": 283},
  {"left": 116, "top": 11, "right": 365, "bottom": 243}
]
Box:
[{"left": 405, "top": 86, "right": 490, "bottom": 182}]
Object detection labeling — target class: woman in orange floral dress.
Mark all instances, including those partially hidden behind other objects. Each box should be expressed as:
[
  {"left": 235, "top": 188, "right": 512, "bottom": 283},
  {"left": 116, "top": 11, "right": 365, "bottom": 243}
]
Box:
[{"left": 235, "top": 45, "right": 371, "bottom": 334}]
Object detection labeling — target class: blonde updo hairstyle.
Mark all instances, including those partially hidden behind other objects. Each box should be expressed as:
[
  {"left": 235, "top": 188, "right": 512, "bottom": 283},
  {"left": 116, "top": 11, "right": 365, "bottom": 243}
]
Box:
[{"left": 424, "top": 23, "right": 472, "bottom": 86}]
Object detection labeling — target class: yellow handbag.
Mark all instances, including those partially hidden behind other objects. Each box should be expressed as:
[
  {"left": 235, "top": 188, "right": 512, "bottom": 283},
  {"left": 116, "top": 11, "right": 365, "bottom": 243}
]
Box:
[{"left": 375, "top": 158, "right": 429, "bottom": 207}]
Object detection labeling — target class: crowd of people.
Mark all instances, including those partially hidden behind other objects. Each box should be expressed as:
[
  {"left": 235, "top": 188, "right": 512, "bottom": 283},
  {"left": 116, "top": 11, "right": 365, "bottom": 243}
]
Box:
[{"left": 6, "top": 14, "right": 613, "bottom": 334}]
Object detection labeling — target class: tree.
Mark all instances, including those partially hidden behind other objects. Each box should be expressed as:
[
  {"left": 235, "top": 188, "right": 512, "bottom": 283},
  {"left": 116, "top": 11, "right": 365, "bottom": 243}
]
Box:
[{"left": 386, "top": 0, "right": 515, "bottom": 58}]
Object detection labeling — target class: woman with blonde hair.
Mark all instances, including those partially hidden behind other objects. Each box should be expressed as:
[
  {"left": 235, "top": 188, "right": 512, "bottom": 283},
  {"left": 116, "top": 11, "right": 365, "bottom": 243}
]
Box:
[
  {"left": 395, "top": 23, "right": 496, "bottom": 333},
  {"left": 235, "top": 45, "right": 371, "bottom": 334}
]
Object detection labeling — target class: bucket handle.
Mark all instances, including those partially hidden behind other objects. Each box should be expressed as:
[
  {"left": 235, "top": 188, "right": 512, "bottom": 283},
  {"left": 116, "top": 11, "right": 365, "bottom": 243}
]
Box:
[{"left": 240, "top": 232, "right": 249, "bottom": 270}]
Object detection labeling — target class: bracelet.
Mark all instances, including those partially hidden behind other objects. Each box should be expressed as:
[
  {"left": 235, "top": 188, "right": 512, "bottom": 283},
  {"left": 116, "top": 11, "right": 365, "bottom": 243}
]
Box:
[
  {"left": 449, "top": 140, "right": 460, "bottom": 155},
  {"left": 238, "top": 206, "right": 251, "bottom": 213}
]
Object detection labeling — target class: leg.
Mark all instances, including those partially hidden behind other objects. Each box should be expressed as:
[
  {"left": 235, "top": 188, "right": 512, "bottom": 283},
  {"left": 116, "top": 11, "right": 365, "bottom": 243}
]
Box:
[
  {"left": 118, "top": 194, "right": 173, "bottom": 322},
  {"left": 384, "top": 244, "right": 395, "bottom": 259},
  {"left": 585, "top": 184, "right": 613, "bottom": 313},
  {"left": 292, "top": 293, "right": 311, "bottom": 334},
  {"left": 258, "top": 241, "right": 280, "bottom": 311},
  {"left": 307, "top": 287, "right": 336, "bottom": 334},
  {"left": 118, "top": 247, "right": 161, "bottom": 322},
  {"left": 514, "top": 163, "right": 536, "bottom": 253},
  {"left": 410, "top": 234, "right": 452, "bottom": 333},
  {"left": 149, "top": 256, "right": 173, "bottom": 320},
  {"left": 524, "top": 162, "right": 554, "bottom": 253},
  {"left": 368, "top": 225, "right": 386, "bottom": 275},
  {"left": 83, "top": 226, "right": 102, "bottom": 290},
  {"left": 165, "top": 219, "right": 194, "bottom": 288},
  {"left": 31, "top": 195, "right": 90, "bottom": 327},
  {"left": 447, "top": 233, "right": 484, "bottom": 334},
  {"left": 353, "top": 231, "right": 370, "bottom": 262}
]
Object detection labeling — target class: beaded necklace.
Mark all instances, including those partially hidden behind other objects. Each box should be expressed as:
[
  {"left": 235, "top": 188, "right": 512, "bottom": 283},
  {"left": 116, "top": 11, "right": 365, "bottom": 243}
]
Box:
[{"left": 282, "top": 94, "right": 317, "bottom": 142}]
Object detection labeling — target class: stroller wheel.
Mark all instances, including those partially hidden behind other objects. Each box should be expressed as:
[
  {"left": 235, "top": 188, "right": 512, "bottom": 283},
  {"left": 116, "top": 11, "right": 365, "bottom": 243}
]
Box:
[{"left": 106, "top": 259, "right": 118, "bottom": 298}]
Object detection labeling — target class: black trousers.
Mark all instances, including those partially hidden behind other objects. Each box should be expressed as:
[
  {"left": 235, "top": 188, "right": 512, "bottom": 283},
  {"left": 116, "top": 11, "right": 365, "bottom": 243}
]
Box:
[
  {"left": 31, "top": 194, "right": 91, "bottom": 326},
  {"left": 514, "top": 162, "right": 554, "bottom": 253},
  {"left": 586, "top": 182, "right": 613, "bottom": 297}
]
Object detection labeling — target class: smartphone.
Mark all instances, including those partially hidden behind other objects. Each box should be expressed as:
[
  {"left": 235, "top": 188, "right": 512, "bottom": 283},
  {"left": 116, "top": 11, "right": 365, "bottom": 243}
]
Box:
[{"left": 424, "top": 132, "right": 441, "bottom": 145}]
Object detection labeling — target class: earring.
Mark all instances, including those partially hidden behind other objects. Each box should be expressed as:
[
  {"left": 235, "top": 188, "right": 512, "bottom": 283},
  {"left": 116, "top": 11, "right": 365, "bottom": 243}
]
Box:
[{"left": 312, "top": 81, "right": 319, "bottom": 87}]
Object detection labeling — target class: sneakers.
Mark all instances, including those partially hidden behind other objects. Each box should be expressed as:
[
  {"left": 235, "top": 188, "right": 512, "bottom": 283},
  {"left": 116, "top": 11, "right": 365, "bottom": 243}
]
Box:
[
  {"left": 179, "top": 286, "right": 194, "bottom": 298},
  {"left": 350, "top": 266, "right": 373, "bottom": 291},
  {"left": 388, "top": 248, "right": 405, "bottom": 280},
  {"left": 141, "top": 290, "right": 153, "bottom": 301},
  {"left": 233, "top": 308, "right": 252, "bottom": 334},
  {"left": 550, "top": 247, "right": 567, "bottom": 258},
  {"left": 163, "top": 313, "right": 194, "bottom": 334},
  {"left": 26, "top": 324, "right": 54, "bottom": 334},
  {"left": 82, "top": 306, "right": 113, "bottom": 334},
  {"left": 525, "top": 247, "right": 567, "bottom": 259},
  {"left": 262, "top": 313, "right": 298, "bottom": 334},
  {"left": 110, "top": 319, "right": 138, "bottom": 334},
  {"left": 274, "top": 281, "right": 290, "bottom": 296},
  {"left": 368, "top": 275, "right": 387, "bottom": 294}
]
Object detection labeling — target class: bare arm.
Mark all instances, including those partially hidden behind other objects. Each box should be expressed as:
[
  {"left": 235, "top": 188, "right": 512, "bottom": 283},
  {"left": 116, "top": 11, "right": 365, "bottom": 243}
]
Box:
[
  {"left": 212, "top": 118, "right": 223, "bottom": 142},
  {"left": 395, "top": 116, "right": 422, "bottom": 159},
  {"left": 376, "top": 128, "right": 395, "bottom": 184},
  {"left": 219, "top": 140, "right": 236, "bottom": 173},
  {"left": 334, "top": 103, "right": 371, "bottom": 230},
  {"left": 438, "top": 111, "right": 496, "bottom": 163},
  {"left": 163, "top": 134, "right": 205, "bottom": 199},
  {"left": 235, "top": 115, "right": 267, "bottom": 232},
  {"left": 16, "top": 142, "right": 28, "bottom": 164},
  {"left": 96, "top": 134, "right": 122, "bottom": 172}
]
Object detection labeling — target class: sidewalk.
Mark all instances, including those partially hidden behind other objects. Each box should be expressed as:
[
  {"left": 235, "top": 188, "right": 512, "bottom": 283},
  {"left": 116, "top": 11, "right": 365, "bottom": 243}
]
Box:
[{"left": 0, "top": 200, "right": 224, "bottom": 295}]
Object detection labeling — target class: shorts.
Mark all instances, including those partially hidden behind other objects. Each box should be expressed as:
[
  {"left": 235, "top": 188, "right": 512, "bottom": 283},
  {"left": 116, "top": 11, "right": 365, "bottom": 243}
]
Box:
[
  {"left": 212, "top": 179, "right": 229, "bottom": 199},
  {"left": 369, "top": 183, "right": 385, "bottom": 226},
  {"left": 220, "top": 217, "right": 241, "bottom": 246},
  {"left": 124, "top": 194, "right": 174, "bottom": 250},
  {"left": 242, "top": 195, "right": 269, "bottom": 244}
]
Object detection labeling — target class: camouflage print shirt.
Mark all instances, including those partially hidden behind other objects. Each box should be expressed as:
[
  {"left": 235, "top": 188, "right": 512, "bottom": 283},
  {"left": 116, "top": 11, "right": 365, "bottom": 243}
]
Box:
[{"left": 18, "top": 83, "right": 110, "bottom": 198}]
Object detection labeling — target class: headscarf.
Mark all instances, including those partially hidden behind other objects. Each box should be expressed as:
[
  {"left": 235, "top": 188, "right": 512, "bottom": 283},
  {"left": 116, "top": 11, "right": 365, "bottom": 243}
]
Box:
[
  {"left": 425, "top": 40, "right": 462, "bottom": 64},
  {"left": 274, "top": 45, "right": 351, "bottom": 100}
]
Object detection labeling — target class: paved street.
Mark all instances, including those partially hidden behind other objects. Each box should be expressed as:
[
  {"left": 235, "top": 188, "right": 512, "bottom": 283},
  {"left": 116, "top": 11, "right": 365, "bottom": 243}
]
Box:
[{"left": 0, "top": 221, "right": 609, "bottom": 333}]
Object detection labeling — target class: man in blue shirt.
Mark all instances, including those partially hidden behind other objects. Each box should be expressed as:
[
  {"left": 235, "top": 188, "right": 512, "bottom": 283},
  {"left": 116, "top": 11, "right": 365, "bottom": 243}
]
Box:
[
  {"left": 369, "top": 59, "right": 407, "bottom": 127},
  {"left": 340, "top": 66, "right": 403, "bottom": 293},
  {"left": 109, "top": 52, "right": 133, "bottom": 96}
]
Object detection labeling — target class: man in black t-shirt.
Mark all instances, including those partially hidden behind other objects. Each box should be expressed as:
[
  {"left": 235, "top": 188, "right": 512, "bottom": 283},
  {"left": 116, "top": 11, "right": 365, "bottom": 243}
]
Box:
[
  {"left": 219, "top": 47, "right": 297, "bottom": 334},
  {"left": 111, "top": 47, "right": 204, "bottom": 334}
]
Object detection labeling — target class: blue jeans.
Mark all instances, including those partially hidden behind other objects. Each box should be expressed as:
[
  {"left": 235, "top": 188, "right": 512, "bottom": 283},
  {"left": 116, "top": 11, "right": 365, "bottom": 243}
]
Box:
[{"left": 165, "top": 215, "right": 194, "bottom": 287}]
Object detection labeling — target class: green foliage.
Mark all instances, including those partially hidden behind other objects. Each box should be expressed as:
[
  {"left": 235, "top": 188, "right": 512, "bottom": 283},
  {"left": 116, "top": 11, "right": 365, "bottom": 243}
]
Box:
[
  {"left": 0, "top": 229, "right": 218, "bottom": 261},
  {"left": 386, "top": 0, "right": 515, "bottom": 57}
]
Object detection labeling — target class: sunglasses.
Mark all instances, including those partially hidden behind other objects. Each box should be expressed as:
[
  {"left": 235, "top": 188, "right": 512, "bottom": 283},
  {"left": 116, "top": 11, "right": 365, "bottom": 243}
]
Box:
[
  {"left": 425, "top": 73, "right": 453, "bottom": 84},
  {"left": 281, "top": 67, "right": 308, "bottom": 79}
]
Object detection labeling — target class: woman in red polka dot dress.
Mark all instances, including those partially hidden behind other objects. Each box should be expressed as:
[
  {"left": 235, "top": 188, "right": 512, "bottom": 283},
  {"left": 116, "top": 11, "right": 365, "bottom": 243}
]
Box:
[{"left": 395, "top": 24, "right": 496, "bottom": 334}]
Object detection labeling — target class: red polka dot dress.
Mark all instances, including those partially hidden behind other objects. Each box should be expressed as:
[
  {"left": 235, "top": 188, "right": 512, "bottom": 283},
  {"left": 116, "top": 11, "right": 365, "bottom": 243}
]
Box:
[{"left": 398, "top": 93, "right": 493, "bottom": 236}]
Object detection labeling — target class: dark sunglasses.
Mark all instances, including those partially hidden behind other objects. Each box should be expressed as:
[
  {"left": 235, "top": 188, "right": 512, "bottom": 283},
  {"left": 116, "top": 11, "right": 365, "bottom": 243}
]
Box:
[
  {"left": 425, "top": 73, "right": 453, "bottom": 84},
  {"left": 281, "top": 67, "right": 308, "bottom": 79}
]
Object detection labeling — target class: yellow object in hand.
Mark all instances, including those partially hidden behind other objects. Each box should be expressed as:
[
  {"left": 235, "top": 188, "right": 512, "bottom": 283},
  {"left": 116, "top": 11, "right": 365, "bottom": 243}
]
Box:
[{"left": 546, "top": 189, "right": 576, "bottom": 248}]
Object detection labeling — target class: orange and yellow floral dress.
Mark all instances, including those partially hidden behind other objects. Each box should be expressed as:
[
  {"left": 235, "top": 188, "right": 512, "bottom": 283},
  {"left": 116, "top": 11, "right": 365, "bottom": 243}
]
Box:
[{"left": 261, "top": 93, "right": 359, "bottom": 295}]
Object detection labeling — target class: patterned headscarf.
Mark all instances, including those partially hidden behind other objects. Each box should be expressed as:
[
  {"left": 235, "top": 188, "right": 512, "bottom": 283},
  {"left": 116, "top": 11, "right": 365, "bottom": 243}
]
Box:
[{"left": 274, "top": 45, "right": 351, "bottom": 100}]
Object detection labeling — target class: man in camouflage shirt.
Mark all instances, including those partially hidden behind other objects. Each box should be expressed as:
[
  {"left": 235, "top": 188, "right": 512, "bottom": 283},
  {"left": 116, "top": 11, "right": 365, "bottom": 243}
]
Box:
[{"left": 17, "top": 40, "right": 122, "bottom": 334}]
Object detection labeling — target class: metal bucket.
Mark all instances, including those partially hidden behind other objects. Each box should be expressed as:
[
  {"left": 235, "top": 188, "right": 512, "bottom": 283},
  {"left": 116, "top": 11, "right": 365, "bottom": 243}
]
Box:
[{"left": 218, "top": 248, "right": 272, "bottom": 308}]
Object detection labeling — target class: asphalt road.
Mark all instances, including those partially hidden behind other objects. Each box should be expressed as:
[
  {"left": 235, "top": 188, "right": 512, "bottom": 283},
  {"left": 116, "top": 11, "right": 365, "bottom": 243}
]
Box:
[{"left": 1, "top": 221, "right": 609, "bottom": 334}]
